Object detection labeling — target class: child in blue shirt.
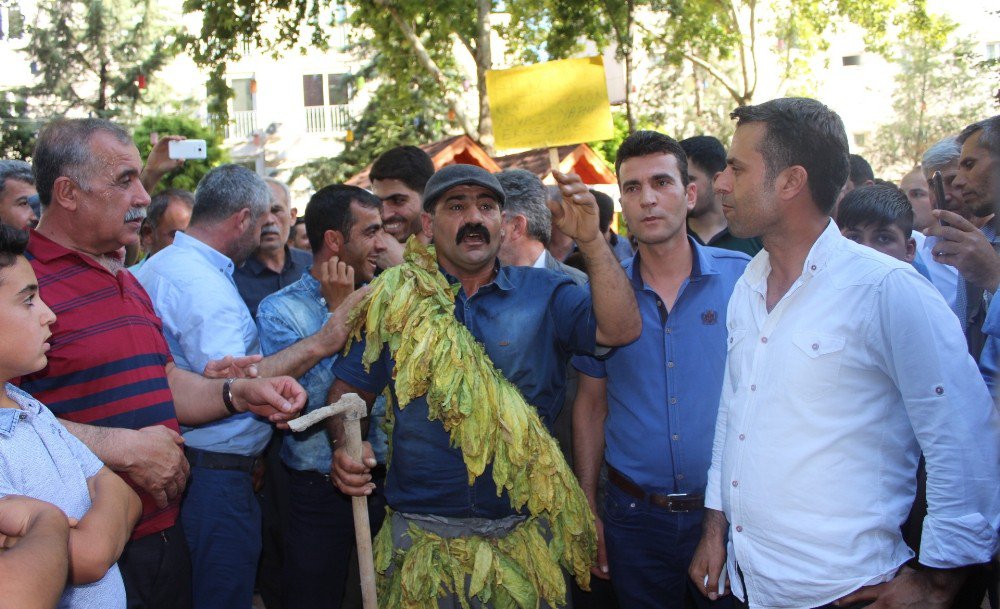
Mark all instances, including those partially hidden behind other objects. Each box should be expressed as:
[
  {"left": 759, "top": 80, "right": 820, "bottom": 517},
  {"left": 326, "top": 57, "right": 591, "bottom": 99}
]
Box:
[{"left": 0, "top": 224, "right": 140, "bottom": 609}]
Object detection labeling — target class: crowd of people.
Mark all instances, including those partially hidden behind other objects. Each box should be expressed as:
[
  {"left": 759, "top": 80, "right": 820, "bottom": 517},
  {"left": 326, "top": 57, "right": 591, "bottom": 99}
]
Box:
[{"left": 0, "top": 96, "right": 996, "bottom": 609}]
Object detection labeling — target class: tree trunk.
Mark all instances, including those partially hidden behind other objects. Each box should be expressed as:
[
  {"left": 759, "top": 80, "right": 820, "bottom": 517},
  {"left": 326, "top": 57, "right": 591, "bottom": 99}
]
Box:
[
  {"left": 476, "top": 0, "right": 494, "bottom": 153},
  {"left": 623, "top": 0, "right": 636, "bottom": 133},
  {"left": 376, "top": 0, "right": 480, "bottom": 140}
]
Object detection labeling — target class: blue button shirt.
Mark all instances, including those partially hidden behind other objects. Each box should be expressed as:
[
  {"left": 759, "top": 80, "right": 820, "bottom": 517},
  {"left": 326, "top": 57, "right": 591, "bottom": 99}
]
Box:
[
  {"left": 135, "top": 232, "right": 272, "bottom": 456},
  {"left": 257, "top": 270, "right": 388, "bottom": 473},
  {"left": 573, "top": 240, "right": 749, "bottom": 494},
  {"left": 980, "top": 291, "right": 999, "bottom": 398},
  {"left": 333, "top": 264, "right": 598, "bottom": 519}
]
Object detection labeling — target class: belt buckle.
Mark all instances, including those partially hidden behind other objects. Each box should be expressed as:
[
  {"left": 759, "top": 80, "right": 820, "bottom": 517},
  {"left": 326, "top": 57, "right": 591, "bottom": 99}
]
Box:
[{"left": 665, "top": 493, "right": 694, "bottom": 513}]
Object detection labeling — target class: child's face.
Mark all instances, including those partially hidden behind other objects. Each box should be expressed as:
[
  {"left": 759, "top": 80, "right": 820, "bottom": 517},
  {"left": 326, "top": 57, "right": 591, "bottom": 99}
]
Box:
[
  {"left": 0, "top": 256, "right": 56, "bottom": 380},
  {"left": 841, "top": 222, "right": 916, "bottom": 263}
]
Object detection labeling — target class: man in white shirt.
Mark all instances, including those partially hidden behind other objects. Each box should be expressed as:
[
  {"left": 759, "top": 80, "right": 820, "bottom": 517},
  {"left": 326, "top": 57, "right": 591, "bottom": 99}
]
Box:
[{"left": 689, "top": 97, "right": 1000, "bottom": 609}]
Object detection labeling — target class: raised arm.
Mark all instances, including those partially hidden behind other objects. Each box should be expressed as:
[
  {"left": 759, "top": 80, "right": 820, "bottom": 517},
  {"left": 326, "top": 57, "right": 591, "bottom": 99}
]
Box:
[{"left": 548, "top": 170, "right": 640, "bottom": 346}]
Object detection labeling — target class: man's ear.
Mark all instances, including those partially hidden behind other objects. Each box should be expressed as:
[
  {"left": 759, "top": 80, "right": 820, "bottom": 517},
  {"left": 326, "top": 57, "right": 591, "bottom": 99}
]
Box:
[
  {"left": 51, "top": 176, "right": 80, "bottom": 212},
  {"left": 776, "top": 165, "right": 809, "bottom": 202},
  {"left": 905, "top": 237, "right": 916, "bottom": 263},
  {"left": 421, "top": 210, "right": 434, "bottom": 238},
  {"left": 685, "top": 182, "right": 697, "bottom": 213},
  {"left": 323, "top": 228, "right": 344, "bottom": 254}
]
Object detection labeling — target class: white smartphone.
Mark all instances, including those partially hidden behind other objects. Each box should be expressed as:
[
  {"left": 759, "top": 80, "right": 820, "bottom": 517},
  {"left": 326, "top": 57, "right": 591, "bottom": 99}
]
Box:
[
  {"left": 704, "top": 566, "right": 728, "bottom": 596},
  {"left": 168, "top": 139, "right": 207, "bottom": 160}
]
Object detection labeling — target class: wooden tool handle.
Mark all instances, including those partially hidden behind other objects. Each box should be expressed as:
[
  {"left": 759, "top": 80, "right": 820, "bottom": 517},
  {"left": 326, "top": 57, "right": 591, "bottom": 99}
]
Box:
[{"left": 343, "top": 416, "right": 378, "bottom": 608}]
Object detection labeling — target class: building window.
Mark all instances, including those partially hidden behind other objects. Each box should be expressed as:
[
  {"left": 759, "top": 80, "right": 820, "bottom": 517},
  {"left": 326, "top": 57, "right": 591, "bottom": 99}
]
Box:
[
  {"left": 302, "top": 73, "right": 353, "bottom": 134},
  {"left": 1, "top": 3, "right": 26, "bottom": 40},
  {"left": 986, "top": 42, "right": 1000, "bottom": 61},
  {"left": 842, "top": 55, "right": 862, "bottom": 67},
  {"left": 228, "top": 77, "right": 257, "bottom": 138}
]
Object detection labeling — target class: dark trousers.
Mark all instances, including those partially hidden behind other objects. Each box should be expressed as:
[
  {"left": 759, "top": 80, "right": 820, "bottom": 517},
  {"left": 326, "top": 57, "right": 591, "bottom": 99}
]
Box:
[
  {"left": 118, "top": 522, "right": 193, "bottom": 609},
  {"left": 281, "top": 466, "right": 386, "bottom": 609},
  {"left": 734, "top": 601, "right": 870, "bottom": 609},
  {"left": 603, "top": 482, "right": 734, "bottom": 609},
  {"left": 181, "top": 466, "right": 261, "bottom": 609}
]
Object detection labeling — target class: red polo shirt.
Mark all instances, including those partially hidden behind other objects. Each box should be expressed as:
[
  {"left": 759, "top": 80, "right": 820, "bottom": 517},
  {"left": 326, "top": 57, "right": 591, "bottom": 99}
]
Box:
[{"left": 19, "top": 230, "right": 180, "bottom": 539}]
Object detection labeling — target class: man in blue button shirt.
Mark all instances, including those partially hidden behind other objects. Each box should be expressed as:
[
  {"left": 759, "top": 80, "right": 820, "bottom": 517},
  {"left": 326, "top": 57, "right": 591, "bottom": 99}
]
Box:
[
  {"left": 574, "top": 131, "right": 748, "bottom": 609},
  {"left": 328, "top": 163, "right": 641, "bottom": 606},
  {"left": 137, "top": 165, "right": 368, "bottom": 609},
  {"left": 257, "top": 184, "right": 389, "bottom": 609}
]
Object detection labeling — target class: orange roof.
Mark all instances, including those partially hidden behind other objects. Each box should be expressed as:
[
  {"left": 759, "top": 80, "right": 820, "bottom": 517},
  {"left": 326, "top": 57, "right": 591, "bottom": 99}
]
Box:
[
  {"left": 494, "top": 143, "right": 616, "bottom": 185},
  {"left": 346, "top": 135, "right": 501, "bottom": 188}
]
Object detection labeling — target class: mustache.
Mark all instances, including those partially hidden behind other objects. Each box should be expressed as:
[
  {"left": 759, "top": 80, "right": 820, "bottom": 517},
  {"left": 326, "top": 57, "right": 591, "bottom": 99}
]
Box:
[
  {"left": 456, "top": 223, "right": 491, "bottom": 245},
  {"left": 124, "top": 207, "right": 147, "bottom": 223},
  {"left": 261, "top": 225, "right": 281, "bottom": 236}
]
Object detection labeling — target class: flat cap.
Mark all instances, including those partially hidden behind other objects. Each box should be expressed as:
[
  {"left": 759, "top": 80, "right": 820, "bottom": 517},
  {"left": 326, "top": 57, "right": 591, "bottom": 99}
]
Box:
[{"left": 421, "top": 164, "right": 505, "bottom": 211}]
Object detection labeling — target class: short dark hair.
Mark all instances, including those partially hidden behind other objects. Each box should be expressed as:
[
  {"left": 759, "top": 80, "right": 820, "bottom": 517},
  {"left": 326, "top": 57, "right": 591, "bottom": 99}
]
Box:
[
  {"left": 730, "top": 98, "right": 849, "bottom": 215},
  {"left": 592, "top": 189, "right": 615, "bottom": 234},
  {"left": 849, "top": 154, "right": 875, "bottom": 185},
  {"left": 147, "top": 189, "right": 194, "bottom": 230},
  {"left": 680, "top": 135, "right": 727, "bottom": 175},
  {"left": 615, "top": 130, "right": 689, "bottom": 187},
  {"left": 304, "top": 185, "right": 382, "bottom": 253},
  {"left": 0, "top": 223, "right": 28, "bottom": 273},
  {"left": 0, "top": 160, "right": 34, "bottom": 195},
  {"left": 369, "top": 146, "right": 435, "bottom": 194},
  {"left": 33, "top": 118, "right": 133, "bottom": 208},
  {"left": 958, "top": 115, "right": 1000, "bottom": 158},
  {"left": 835, "top": 184, "right": 913, "bottom": 239}
]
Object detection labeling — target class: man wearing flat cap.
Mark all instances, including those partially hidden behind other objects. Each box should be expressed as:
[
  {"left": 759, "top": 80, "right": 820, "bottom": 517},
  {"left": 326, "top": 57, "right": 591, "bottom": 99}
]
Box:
[{"left": 328, "top": 164, "right": 641, "bottom": 607}]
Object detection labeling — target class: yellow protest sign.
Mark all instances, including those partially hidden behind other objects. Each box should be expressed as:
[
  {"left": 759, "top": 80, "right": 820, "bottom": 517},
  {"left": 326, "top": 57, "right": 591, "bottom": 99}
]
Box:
[{"left": 486, "top": 56, "right": 613, "bottom": 151}]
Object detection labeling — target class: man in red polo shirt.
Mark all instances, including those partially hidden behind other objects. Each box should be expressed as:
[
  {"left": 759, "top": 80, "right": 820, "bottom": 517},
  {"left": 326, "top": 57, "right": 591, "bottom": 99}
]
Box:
[{"left": 20, "top": 118, "right": 308, "bottom": 609}]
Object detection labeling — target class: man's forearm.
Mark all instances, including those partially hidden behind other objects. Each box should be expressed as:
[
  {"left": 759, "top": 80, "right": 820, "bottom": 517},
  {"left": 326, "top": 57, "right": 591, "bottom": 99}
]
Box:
[
  {"left": 571, "top": 376, "right": 608, "bottom": 510},
  {"left": 257, "top": 336, "right": 327, "bottom": 381},
  {"left": 167, "top": 366, "right": 233, "bottom": 425},
  {"left": 61, "top": 420, "right": 137, "bottom": 472},
  {"left": 68, "top": 468, "right": 141, "bottom": 584},
  {"left": 701, "top": 508, "right": 729, "bottom": 542},
  {"left": 576, "top": 236, "right": 640, "bottom": 346},
  {"left": 0, "top": 500, "right": 69, "bottom": 609}
]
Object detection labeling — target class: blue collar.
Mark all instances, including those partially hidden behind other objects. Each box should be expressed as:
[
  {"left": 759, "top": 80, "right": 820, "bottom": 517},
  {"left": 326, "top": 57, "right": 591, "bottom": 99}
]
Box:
[
  {"left": 440, "top": 259, "right": 512, "bottom": 293},
  {"left": 628, "top": 236, "right": 717, "bottom": 290},
  {"left": 172, "top": 232, "right": 236, "bottom": 277}
]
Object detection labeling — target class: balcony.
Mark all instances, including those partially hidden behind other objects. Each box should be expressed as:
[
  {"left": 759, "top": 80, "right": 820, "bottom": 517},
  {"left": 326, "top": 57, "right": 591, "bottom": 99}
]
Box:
[
  {"left": 227, "top": 110, "right": 258, "bottom": 139},
  {"left": 304, "top": 105, "right": 352, "bottom": 134}
]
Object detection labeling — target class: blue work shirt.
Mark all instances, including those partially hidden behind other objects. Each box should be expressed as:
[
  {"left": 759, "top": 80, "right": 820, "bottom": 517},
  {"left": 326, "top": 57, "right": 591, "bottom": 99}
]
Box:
[
  {"left": 135, "top": 232, "right": 272, "bottom": 456},
  {"left": 235, "top": 246, "right": 312, "bottom": 319},
  {"left": 257, "top": 270, "right": 388, "bottom": 473},
  {"left": 333, "top": 264, "right": 598, "bottom": 519},
  {"left": 573, "top": 240, "right": 749, "bottom": 494}
]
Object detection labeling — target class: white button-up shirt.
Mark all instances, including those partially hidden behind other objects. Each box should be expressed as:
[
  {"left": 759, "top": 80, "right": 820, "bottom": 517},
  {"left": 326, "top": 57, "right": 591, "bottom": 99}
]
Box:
[{"left": 706, "top": 221, "right": 1000, "bottom": 609}]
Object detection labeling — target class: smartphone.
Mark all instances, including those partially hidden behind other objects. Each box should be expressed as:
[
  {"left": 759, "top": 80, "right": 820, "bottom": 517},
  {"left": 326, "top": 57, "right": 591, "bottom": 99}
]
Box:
[
  {"left": 168, "top": 139, "right": 207, "bottom": 160},
  {"left": 931, "top": 171, "right": 949, "bottom": 227}
]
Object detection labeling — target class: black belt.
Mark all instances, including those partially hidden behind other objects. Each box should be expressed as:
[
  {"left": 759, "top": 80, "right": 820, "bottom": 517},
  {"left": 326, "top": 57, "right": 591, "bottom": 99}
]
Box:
[
  {"left": 184, "top": 447, "right": 258, "bottom": 473},
  {"left": 608, "top": 466, "right": 704, "bottom": 512}
]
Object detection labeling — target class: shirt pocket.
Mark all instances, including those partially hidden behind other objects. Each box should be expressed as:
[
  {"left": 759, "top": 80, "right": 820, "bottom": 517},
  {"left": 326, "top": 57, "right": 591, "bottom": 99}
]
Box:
[
  {"left": 787, "top": 332, "right": 846, "bottom": 402},
  {"left": 726, "top": 328, "right": 749, "bottom": 391}
]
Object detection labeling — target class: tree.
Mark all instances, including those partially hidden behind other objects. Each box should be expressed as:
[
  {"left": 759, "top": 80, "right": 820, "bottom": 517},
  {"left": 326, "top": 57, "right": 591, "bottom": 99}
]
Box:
[
  {"left": 867, "top": 16, "right": 994, "bottom": 171},
  {"left": 132, "top": 115, "right": 228, "bottom": 193},
  {"left": 0, "top": 91, "right": 39, "bottom": 160},
  {"left": 22, "top": 0, "right": 178, "bottom": 120}
]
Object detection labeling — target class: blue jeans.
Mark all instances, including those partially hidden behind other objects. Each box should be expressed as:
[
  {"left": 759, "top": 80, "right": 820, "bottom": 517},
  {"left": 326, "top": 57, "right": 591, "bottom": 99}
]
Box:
[
  {"left": 603, "top": 483, "right": 734, "bottom": 609},
  {"left": 282, "top": 467, "right": 387, "bottom": 609},
  {"left": 181, "top": 466, "right": 261, "bottom": 609}
]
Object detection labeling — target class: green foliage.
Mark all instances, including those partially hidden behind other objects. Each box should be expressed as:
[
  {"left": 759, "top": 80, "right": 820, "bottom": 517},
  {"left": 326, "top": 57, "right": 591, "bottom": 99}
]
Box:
[
  {"left": 588, "top": 111, "right": 640, "bottom": 169},
  {"left": 132, "top": 115, "right": 228, "bottom": 193},
  {"left": 867, "top": 16, "right": 994, "bottom": 171},
  {"left": 24, "top": 0, "right": 179, "bottom": 120},
  {"left": 0, "top": 91, "right": 39, "bottom": 160}
]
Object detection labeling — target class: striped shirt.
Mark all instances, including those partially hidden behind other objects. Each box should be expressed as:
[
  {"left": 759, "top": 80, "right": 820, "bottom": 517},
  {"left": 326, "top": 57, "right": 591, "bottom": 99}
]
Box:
[{"left": 19, "top": 230, "right": 180, "bottom": 539}]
